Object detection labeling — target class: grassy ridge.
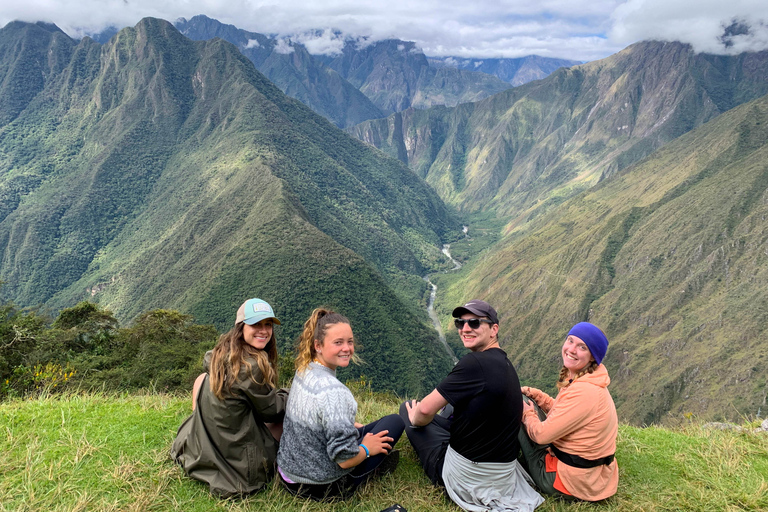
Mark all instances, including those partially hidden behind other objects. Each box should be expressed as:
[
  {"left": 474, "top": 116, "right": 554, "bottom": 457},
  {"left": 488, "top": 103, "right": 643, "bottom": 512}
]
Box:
[{"left": 1, "top": 391, "right": 766, "bottom": 512}]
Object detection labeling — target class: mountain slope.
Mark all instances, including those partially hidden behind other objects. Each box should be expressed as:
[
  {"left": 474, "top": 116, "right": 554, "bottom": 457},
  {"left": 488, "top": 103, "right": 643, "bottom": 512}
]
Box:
[
  {"left": 0, "top": 19, "right": 459, "bottom": 394},
  {"left": 319, "top": 39, "right": 513, "bottom": 114},
  {"left": 428, "top": 55, "right": 581, "bottom": 86},
  {"left": 174, "top": 15, "right": 384, "bottom": 128},
  {"left": 350, "top": 42, "right": 768, "bottom": 226},
  {"left": 439, "top": 92, "right": 768, "bottom": 424}
]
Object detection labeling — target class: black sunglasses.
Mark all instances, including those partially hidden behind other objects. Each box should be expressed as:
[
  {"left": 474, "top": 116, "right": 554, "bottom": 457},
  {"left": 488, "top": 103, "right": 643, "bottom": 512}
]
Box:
[{"left": 454, "top": 318, "right": 494, "bottom": 329}]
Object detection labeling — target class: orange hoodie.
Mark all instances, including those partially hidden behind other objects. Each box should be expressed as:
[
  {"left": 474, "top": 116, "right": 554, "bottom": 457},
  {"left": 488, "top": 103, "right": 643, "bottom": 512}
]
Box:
[{"left": 521, "top": 364, "right": 618, "bottom": 501}]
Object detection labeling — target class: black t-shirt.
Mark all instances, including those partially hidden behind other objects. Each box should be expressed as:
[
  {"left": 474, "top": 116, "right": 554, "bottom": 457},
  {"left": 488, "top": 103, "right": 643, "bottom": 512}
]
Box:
[{"left": 436, "top": 347, "right": 522, "bottom": 462}]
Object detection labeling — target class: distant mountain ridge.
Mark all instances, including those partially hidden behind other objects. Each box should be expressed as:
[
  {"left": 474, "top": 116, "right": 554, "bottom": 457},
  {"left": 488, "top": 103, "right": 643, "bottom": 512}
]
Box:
[
  {"left": 350, "top": 41, "right": 768, "bottom": 225},
  {"left": 428, "top": 55, "right": 581, "bottom": 86},
  {"left": 174, "top": 15, "right": 385, "bottom": 129},
  {"left": 315, "top": 39, "right": 513, "bottom": 114},
  {"left": 0, "top": 18, "right": 458, "bottom": 394},
  {"left": 82, "top": 16, "right": 575, "bottom": 130},
  {"left": 171, "top": 15, "right": 515, "bottom": 127}
]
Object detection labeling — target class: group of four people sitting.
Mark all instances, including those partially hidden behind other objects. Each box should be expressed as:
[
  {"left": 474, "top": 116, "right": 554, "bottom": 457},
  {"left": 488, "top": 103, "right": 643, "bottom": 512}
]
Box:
[{"left": 170, "top": 297, "right": 618, "bottom": 510}]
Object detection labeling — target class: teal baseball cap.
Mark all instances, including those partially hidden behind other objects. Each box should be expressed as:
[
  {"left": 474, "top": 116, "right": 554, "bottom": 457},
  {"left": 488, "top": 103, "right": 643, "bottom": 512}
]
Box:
[{"left": 235, "top": 298, "right": 281, "bottom": 326}]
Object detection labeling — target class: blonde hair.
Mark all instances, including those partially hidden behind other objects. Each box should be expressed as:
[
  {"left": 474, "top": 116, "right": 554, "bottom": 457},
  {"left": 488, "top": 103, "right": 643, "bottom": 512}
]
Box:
[
  {"left": 556, "top": 360, "right": 599, "bottom": 390},
  {"left": 295, "top": 307, "right": 358, "bottom": 373},
  {"left": 208, "top": 321, "right": 278, "bottom": 400}
]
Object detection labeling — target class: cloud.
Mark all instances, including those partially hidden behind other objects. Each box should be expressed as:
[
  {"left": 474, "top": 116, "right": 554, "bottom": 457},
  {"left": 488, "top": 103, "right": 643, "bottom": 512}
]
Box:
[
  {"left": 273, "top": 37, "right": 294, "bottom": 54},
  {"left": 291, "top": 29, "right": 345, "bottom": 55},
  {"left": 0, "top": 0, "right": 766, "bottom": 62},
  {"left": 610, "top": 0, "right": 768, "bottom": 54},
  {"left": 244, "top": 38, "right": 260, "bottom": 49}
]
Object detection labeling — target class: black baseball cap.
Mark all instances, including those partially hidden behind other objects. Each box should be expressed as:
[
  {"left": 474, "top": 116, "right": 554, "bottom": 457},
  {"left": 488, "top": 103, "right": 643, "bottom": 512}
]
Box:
[{"left": 452, "top": 299, "right": 498, "bottom": 325}]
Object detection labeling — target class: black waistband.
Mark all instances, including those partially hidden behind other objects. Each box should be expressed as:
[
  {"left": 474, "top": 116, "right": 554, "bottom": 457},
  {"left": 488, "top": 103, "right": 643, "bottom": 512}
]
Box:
[{"left": 550, "top": 445, "right": 614, "bottom": 469}]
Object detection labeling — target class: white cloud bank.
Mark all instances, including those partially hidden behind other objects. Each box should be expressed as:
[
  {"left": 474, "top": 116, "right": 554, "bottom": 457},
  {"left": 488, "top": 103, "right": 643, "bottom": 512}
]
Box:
[
  {"left": 0, "top": 0, "right": 766, "bottom": 62},
  {"left": 611, "top": 0, "right": 768, "bottom": 54}
]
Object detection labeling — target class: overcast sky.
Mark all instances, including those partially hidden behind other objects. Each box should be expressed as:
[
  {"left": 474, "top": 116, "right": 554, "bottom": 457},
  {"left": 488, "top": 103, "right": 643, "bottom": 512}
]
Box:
[{"left": 1, "top": 0, "right": 767, "bottom": 62}]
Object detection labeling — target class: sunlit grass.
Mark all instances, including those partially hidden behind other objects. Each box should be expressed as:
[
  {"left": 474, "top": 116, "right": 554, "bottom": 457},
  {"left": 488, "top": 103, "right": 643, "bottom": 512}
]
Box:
[{"left": 1, "top": 390, "right": 767, "bottom": 511}]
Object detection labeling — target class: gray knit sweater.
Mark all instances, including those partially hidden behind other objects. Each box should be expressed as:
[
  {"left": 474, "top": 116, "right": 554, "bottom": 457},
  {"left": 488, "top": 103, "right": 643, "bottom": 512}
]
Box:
[{"left": 277, "top": 362, "right": 360, "bottom": 484}]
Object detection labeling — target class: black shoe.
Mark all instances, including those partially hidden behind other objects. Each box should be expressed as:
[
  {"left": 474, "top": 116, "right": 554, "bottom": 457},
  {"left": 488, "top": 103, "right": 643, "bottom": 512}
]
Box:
[
  {"left": 375, "top": 449, "right": 400, "bottom": 477},
  {"left": 379, "top": 504, "right": 406, "bottom": 512}
]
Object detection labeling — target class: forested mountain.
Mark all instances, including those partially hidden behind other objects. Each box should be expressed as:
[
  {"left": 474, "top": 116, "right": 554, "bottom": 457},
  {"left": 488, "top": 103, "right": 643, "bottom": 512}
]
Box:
[
  {"left": 428, "top": 55, "right": 581, "bottom": 86},
  {"left": 438, "top": 92, "right": 768, "bottom": 424},
  {"left": 174, "top": 15, "right": 384, "bottom": 129},
  {"left": 350, "top": 41, "right": 768, "bottom": 226},
  {"left": 317, "top": 39, "right": 513, "bottom": 114},
  {"left": 0, "top": 19, "right": 460, "bottom": 394}
]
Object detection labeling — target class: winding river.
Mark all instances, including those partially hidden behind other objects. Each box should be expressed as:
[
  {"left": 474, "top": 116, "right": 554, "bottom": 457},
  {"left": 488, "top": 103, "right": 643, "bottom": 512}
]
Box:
[{"left": 424, "top": 239, "right": 465, "bottom": 364}]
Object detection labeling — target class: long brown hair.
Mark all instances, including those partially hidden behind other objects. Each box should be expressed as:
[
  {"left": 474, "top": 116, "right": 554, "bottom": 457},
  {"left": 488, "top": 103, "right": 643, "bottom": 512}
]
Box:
[
  {"left": 295, "top": 307, "right": 356, "bottom": 373},
  {"left": 208, "top": 321, "right": 279, "bottom": 400},
  {"left": 556, "top": 361, "right": 599, "bottom": 390}
]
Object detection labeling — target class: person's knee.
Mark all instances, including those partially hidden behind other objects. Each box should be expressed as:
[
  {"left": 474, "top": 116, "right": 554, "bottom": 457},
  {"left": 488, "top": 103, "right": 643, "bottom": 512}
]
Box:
[
  {"left": 398, "top": 401, "right": 411, "bottom": 423},
  {"left": 382, "top": 413, "right": 406, "bottom": 440}
]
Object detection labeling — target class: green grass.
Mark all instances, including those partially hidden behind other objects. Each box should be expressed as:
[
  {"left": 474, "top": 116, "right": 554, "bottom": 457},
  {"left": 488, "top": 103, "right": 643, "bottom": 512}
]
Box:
[{"left": 1, "top": 390, "right": 767, "bottom": 512}]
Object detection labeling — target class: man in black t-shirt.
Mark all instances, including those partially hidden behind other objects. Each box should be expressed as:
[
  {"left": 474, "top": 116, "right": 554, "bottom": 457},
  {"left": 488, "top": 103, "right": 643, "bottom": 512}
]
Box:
[{"left": 399, "top": 299, "right": 524, "bottom": 486}]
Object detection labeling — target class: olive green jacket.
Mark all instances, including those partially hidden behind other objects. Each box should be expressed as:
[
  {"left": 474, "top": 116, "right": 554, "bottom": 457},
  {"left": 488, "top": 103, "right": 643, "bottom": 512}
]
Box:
[{"left": 171, "top": 351, "right": 288, "bottom": 498}]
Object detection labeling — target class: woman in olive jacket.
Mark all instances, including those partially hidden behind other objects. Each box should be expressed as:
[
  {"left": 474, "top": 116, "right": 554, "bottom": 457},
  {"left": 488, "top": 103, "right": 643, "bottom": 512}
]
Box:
[{"left": 171, "top": 298, "right": 288, "bottom": 498}]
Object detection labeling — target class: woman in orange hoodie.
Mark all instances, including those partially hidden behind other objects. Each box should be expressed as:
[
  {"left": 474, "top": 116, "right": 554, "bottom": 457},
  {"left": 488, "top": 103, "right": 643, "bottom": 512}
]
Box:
[{"left": 519, "top": 322, "right": 618, "bottom": 502}]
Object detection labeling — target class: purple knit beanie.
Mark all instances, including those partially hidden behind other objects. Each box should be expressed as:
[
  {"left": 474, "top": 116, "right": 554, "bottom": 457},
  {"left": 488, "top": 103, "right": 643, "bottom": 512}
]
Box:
[{"left": 567, "top": 322, "right": 609, "bottom": 365}]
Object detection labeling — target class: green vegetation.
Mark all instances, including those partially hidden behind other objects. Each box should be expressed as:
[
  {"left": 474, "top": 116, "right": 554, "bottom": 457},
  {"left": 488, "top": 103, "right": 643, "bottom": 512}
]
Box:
[
  {"left": 0, "top": 300, "right": 217, "bottom": 399},
  {"left": 0, "top": 292, "right": 449, "bottom": 400},
  {"left": 1, "top": 390, "right": 766, "bottom": 511}
]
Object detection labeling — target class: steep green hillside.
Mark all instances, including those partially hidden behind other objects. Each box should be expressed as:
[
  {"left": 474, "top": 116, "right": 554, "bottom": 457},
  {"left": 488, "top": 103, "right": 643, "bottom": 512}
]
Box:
[
  {"left": 351, "top": 42, "right": 768, "bottom": 225},
  {"left": 175, "top": 15, "right": 385, "bottom": 129},
  {"left": 438, "top": 93, "right": 768, "bottom": 424},
  {"left": 0, "top": 19, "right": 459, "bottom": 394},
  {"left": 319, "top": 39, "right": 513, "bottom": 114}
]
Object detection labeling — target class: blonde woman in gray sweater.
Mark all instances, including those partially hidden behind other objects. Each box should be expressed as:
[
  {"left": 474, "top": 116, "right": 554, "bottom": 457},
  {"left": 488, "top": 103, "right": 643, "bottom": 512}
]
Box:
[{"left": 276, "top": 308, "right": 404, "bottom": 501}]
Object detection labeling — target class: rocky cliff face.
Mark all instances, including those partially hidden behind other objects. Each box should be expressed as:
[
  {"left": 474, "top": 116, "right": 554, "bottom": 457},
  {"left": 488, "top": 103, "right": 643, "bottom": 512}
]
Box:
[
  {"left": 428, "top": 55, "right": 581, "bottom": 86},
  {"left": 319, "top": 39, "right": 512, "bottom": 114}
]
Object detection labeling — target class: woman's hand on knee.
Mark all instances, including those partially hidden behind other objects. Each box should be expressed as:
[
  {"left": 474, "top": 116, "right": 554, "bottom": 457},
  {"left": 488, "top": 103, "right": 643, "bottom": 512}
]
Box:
[{"left": 362, "top": 430, "right": 394, "bottom": 456}]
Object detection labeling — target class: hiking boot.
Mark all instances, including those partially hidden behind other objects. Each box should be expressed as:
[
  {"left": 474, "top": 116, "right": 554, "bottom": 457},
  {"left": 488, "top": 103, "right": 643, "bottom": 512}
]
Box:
[{"left": 375, "top": 449, "right": 400, "bottom": 477}]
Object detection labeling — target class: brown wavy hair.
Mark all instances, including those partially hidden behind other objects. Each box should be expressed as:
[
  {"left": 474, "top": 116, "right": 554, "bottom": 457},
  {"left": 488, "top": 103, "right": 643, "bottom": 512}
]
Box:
[
  {"left": 295, "top": 307, "right": 359, "bottom": 373},
  {"left": 556, "top": 360, "right": 599, "bottom": 390},
  {"left": 208, "top": 321, "right": 279, "bottom": 400}
]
